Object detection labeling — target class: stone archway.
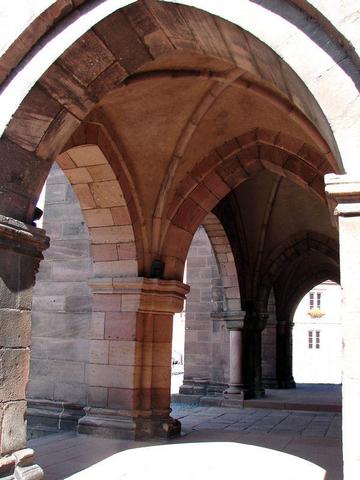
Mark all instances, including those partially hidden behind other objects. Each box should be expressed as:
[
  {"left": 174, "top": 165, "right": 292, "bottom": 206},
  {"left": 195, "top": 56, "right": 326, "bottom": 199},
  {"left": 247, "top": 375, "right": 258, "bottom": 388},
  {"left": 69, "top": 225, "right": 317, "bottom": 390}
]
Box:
[{"left": 0, "top": 2, "right": 359, "bottom": 478}]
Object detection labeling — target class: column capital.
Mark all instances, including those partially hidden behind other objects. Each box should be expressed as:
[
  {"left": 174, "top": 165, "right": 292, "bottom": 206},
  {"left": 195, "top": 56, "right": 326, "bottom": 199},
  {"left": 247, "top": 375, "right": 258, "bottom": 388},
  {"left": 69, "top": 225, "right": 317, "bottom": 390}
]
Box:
[
  {"left": 244, "top": 311, "right": 269, "bottom": 331},
  {"left": 220, "top": 311, "right": 246, "bottom": 331},
  {"left": 0, "top": 215, "right": 49, "bottom": 256},
  {"left": 89, "top": 276, "right": 189, "bottom": 314},
  {"left": 325, "top": 174, "right": 360, "bottom": 219}
]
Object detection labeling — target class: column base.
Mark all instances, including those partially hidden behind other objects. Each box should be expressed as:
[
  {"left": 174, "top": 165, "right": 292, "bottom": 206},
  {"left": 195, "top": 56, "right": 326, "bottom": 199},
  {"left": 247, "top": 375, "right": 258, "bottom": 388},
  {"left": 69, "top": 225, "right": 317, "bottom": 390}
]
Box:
[
  {"left": 0, "top": 448, "right": 43, "bottom": 480},
  {"left": 276, "top": 378, "right": 296, "bottom": 389},
  {"left": 223, "top": 389, "right": 244, "bottom": 408},
  {"left": 78, "top": 407, "right": 181, "bottom": 440},
  {"left": 27, "top": 399, "right": 84, "bottom": 438},
  {"left": 243, "top": 387, "right": 265, "bottom": 399}
]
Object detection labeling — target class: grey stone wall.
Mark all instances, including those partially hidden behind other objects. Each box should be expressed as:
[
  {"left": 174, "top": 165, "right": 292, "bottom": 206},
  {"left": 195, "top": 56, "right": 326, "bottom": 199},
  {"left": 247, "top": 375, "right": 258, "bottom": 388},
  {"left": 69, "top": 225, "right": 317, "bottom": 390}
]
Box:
[
  {"left": 29, "top": 164, "right": 93, "bottom": 406},
  {"left": 181, "top": 226, "right": 229, "bottom": 395}
]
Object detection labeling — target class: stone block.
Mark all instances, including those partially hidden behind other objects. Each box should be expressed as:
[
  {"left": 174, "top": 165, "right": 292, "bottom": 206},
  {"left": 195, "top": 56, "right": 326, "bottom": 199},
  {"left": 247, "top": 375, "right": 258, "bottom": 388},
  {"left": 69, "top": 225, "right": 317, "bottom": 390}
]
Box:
[
  {"left": 32, "top": 312, "right": 91, "bottom": 339},
  {"left": 143, "top": 342, "right": 172, "bottom": 367},
  {"left": 33, "top": 280, "right": 90, "bottom": 297},
  {"left": 44, "top": 338, "right": 89, "bottom": 362},
  {"left": 90, "top": 225, "right": 134, "bottom": 244},
  {"left": 45, "top": 239, "right": 90, "bottom": 259},
  {"left": 62, "top": 217, "right": 89, "bottom": 240},
  {"left": 54, "top": 382, "right": 87, "bottom": 404},
  {"left": 0, "top": 349, "right": 29, "bottom": 401},
  {"left": 45, "top": 182, "right": 68, "bottom": 204},
  {"left": 111, "top": 206, "right": 131, "bottom": 225},
  {"left": 65, "top": 167, "right": 93, "bottom": 184},
  {"left": 44, "top": 203, "right": 84, "bottom": 222},
  {"left": 30, "top": 359, "right": 85, "bottom": 384},
  {"left": 108, "top": 388, "right": 137, "bottom": 410},
  {"left": 52, "top": 259, "right": 92, "bottom": 281},
  {"left": 0, "top": 310, "right": 31, "bottom": 347},
  {"left": 89, "top": 312, "right": 105, "bottom": 340},
  {"left": 108, "top": 340, "right": 139, "bottom": 366},
  {"left": 65, "top": 295, "right": 92, "bottom": 313},
  {"left": 93, "top": 294, "right": 122, "bottom": 312},
  {"left": 88, "top": 386, "right": 108, "bottom": 407},
  {"left": 151, "top": 366, "right": 171, "bottom": 388},
  {"left": 72, "top": 184, "right": 96, "bottom": 210},
  {"left": 27, "top": 378, "right": 54, "bottom": 400},
  {"left": 93, "top": 259, "right": 138, "bottom": 277},
  {"left": 30, "top": 338, "right": 48, "bottom": 359},
  {"left": 42, "top": 222, "right": 62, "bottom": 240},
  {"left": 89, "top": 340, "right": 109, "bottom": 364},
  {"left": 92, "top": 243, "right": 118, "bottom": 261},
  {"left": 90, "top": 180, "right": 126, "bottom": 208},
  {"left": 117, "top": 243, "right": 137, "bottom": 260},
  {"left": 0, "top": 400, "right": 27, "bottom": 455},
  {"left": 32, "top": 295, "right": 66, "bottom": 312},
  {"left": 87, "top": 164, "right": 116, "bottom": 182},
  {"left": 105, "top": 312, "right": 138, "bottom": 341},
  {"left": 85, "top": 364, "right": 139, "bottom": 389},
  {"left": 84, "top": 208, "right": 114, "bottom": 227}
]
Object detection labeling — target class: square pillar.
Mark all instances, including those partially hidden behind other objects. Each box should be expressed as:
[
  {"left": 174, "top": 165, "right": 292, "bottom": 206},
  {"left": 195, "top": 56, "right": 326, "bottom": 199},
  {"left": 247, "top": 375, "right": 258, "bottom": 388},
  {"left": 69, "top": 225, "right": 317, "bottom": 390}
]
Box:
[
  {"left": 276, "top": 320, "right": 296, "bottom": 389},
  {"left": 326, "top": 174, "right": 360, "bottom": 480},
  {"left": 242, "top": 311, "right": 268, "bottom": 399},
  {"left": 79, "top": 277, "right": 189, "bottom": 439},
  {"left": 0, "top": 216, "right": 49, "bottom": 479}
]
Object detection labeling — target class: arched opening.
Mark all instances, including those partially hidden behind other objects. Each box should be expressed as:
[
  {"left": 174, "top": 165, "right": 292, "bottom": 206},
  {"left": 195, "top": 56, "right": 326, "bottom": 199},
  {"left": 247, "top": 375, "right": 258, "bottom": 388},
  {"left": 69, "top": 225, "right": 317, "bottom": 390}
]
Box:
[{"left": 0, "top": 1, "right": 357, "bottom": 478}]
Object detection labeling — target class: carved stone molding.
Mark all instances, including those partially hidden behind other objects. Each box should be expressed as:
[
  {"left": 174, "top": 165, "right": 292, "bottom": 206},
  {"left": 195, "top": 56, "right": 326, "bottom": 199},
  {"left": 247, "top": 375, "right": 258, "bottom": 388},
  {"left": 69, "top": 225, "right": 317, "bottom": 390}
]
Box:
[
  {"left": 0, "top": 215, "right": 49, "bottom": 284},
  {"left": 89, "top": 277, "right": 189, "bottom": 314},
  {"left": 325, "top": 174, "right": 360, "bottom": 225},
  {"left": 0, "top": 216, "right": 49, "bottom": 255}
]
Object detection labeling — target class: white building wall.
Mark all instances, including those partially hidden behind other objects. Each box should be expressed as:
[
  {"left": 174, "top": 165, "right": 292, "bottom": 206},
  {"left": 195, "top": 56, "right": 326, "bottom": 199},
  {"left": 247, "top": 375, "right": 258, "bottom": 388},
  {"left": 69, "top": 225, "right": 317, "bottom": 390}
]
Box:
[{"left": 293, "top": 281, "right": 342, "bottom": 384}]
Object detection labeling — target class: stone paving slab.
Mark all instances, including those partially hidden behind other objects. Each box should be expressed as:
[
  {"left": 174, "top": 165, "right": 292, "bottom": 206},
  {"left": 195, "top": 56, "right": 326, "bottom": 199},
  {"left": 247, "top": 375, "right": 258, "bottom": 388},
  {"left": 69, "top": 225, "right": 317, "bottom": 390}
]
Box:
[{"left": 29, "top": 402, "right": 342, "bottom": 480}]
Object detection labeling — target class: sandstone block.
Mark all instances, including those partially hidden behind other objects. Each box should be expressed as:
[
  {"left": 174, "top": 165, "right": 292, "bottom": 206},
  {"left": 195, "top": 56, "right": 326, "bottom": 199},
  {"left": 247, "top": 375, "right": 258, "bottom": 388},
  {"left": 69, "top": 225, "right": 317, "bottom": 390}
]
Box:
[
  {"left": 89, "top": 340, "right": 109, "bottom": 364},
  {"left": 105, "top": 312, "right": 138, "bottom": 341},
  {"left": 93, "top": 294, "right": 122, "bottom": 312},
  {"left": 92, "top": 243, "right": 118, "bottom": 261},
  {"left": 0, "top": 310, "right": 31, "bottom": 348},
  {"left": 108, "top": 340, "right": 139, "bottom": 366},
  {"left": 88, "top": 386, "right": 108, "bottom": 407},
  {"left": 0, "top": 349, "right": 29, "bottom": 402},
  {"left": 0, "top": 400, "right": 27, "bottom": 455},
  {"left": 85, "top": 364, "right": 139, "bottom": 389},
  {"left": 84, "top": 208, "right": 114, "bottom": 227}
]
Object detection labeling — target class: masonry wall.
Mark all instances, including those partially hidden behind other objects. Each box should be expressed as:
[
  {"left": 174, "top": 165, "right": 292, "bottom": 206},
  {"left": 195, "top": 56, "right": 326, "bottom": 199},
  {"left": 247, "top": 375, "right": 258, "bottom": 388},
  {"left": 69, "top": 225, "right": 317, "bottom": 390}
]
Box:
[
  {"left": 29, "top": 164, "right": 93, "bottom": 405},
  {"left": 182, "top": 226, "right": 229, "bottom": 393}
]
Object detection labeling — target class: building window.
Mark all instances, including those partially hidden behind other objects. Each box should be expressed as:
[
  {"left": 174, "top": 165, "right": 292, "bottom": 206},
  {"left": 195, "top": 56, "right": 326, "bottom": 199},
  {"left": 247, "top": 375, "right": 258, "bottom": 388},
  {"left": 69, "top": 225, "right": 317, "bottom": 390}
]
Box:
[
  {"left": 308, "top": 330, "right": 313, "bottom": 349},
  {"left": 309, "top": 292, "right": 321, "bottom": 310},
  {"left": 308, "top": 330, "right": 321, "bottom": 349},
  {"left": 316, "top": 293, "right": 321, "bottom": 309}
]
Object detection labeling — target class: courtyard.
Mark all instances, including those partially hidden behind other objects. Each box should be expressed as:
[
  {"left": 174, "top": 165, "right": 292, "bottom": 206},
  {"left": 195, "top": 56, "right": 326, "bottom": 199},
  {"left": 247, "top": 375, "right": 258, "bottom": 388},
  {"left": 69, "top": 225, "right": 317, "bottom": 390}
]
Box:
[{"left": 29, "top": 385, "right": 342, "bottom": 479}]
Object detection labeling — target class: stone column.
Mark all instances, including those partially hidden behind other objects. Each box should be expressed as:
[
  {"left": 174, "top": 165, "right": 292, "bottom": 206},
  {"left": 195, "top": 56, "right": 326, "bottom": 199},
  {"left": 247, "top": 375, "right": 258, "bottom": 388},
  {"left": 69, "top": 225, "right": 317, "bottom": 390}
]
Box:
[
  {"left": 0, "top": 216, "right": 49, "bottom": 479},
  {"left": 325, "top": 174, "right": 360, "bottom": 480},
  {"left": 223, "top": 312, "right": 245, "bottom": 400},
  {"left": 276, "top": 320, "right": 296, "bottom": 389},
  {"left": 79, "top": 277, "right": 189, "bottom": 439},
  {"left": 242, "top": 311, "right": 268, "bottom": 399}
]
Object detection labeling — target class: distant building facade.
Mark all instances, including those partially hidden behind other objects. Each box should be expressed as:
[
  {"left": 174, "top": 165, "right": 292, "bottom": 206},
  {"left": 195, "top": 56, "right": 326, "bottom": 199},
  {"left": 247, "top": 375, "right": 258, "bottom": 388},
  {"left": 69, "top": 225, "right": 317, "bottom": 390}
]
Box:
[{"left": 293, "top": 281, "right": 342, "bottom": 384}]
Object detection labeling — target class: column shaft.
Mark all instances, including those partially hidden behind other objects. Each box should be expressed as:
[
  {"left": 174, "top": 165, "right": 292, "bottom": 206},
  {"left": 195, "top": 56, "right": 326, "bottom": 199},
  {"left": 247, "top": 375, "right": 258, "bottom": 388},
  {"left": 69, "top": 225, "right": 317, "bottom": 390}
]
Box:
[
  {"left": 0, "top": 216, "right": 48, "bottom": 479},
  {"left": 325, "top": 174, "right": 360, "bottom": 480},
  {"left": 276, "top": 321, "right": 296, "bottom": 389}
]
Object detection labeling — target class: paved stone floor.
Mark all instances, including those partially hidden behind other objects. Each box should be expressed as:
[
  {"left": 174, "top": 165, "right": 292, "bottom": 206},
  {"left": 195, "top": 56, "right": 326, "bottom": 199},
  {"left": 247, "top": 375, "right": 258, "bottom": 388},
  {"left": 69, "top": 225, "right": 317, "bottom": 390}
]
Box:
[
  {"left": 29, "top": 409, "right": 342, "bottom": 479},
  {"left": 28, "top": 386, "right": 342, "bottom": 479}
]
